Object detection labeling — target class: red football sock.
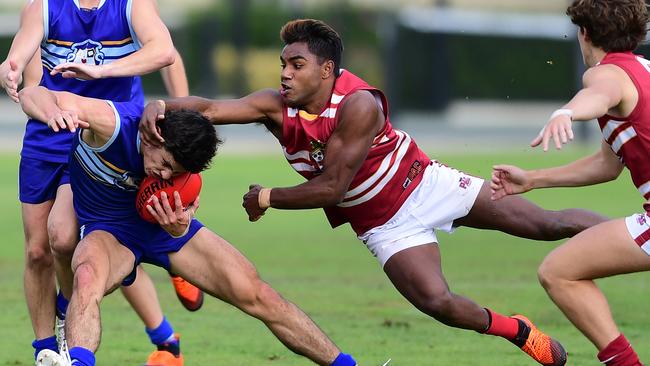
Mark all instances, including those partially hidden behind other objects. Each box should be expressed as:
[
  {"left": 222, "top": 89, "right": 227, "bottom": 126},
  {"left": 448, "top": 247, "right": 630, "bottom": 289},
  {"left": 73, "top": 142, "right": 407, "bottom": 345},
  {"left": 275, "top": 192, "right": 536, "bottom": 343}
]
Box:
[
  {"left": 482, "top": 308, "right": 519, "bottom": 340},
  {"left": 597, "top": 334, "right": 642, "bottom": 366}
]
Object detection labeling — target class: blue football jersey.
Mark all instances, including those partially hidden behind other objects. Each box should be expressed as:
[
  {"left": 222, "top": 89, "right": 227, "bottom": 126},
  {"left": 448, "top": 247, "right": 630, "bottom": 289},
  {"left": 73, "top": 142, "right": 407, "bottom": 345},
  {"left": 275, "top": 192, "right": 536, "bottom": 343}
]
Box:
[
  {"left": 22, "top": 0, "right": 145, "bottom": 163},
  {"left": 70, "top": 100, "right": 145, "bottom": 224}
]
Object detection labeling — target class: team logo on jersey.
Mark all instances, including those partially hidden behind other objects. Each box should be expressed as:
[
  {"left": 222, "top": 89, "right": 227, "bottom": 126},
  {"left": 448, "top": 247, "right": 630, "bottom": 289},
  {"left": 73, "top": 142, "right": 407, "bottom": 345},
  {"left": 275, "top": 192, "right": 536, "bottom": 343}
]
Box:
[
  {"left": 459, "top": 176, "right": 472, "bottom": 189},
  {"left": 637, "top": 214, "right": 648, "bottom": 226},
  {"left": 403, "top": 160, "right": 423, "bottom": 189},
  {"left": 67, "top": 40, "right": 106, "bottom": 66},
  {"left": 114, "top": 172, "right": 141, "bottom": 192},
  {"left": 310, "top": 140, "right": 326, "bottom": 171}
]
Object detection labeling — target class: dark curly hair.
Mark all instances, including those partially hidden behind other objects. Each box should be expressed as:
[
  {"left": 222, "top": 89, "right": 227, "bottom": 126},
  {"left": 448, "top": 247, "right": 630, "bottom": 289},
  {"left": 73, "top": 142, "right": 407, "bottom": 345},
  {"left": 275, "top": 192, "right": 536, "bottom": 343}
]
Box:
[
  {"left": 158, "top": 110, "right": 222, "bottom": 173},
  {"left": 280, "top": 19, "right": 344, "bottom": 76},
  {"left": 567, "top": 0, "right": 649, "bottom": 52}
]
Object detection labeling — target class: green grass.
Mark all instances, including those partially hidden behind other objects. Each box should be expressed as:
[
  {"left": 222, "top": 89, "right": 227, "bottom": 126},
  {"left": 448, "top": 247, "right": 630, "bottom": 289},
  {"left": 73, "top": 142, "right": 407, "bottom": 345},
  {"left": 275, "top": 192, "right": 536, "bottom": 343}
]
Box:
[{"left": 0, "top": 147, "right": 648, "bottom": 365}]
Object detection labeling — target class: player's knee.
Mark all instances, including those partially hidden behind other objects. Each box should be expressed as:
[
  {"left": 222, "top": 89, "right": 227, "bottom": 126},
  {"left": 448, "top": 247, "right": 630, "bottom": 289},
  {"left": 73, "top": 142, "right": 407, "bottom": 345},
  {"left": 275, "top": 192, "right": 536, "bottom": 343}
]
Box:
[
  {"left": 73, "top": 263, "right": 102, "bottom": 297},
  {"left": 48, "top": 222, "right": 77, "bottom": 257},
  {"left": 415, "top": 289, "right": 455, "bottom": 320},
  {"left": 537, "top": 258, "right": 561, "bottom": 291},
  {"left": 235, "top": 280, "right": 283, "bottom": 319},
  {"left": 24, "top": 238, "right": 54, "bottom": 270}
]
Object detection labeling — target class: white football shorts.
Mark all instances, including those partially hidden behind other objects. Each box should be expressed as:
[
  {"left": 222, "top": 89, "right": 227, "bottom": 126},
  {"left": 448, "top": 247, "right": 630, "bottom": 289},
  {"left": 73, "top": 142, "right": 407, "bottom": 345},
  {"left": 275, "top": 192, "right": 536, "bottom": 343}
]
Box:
[
  {"left": 624, "top": 212, "right": 650, "bottom": 255},
  {"left": 358, "top": 162, "right": 483, "bottom": 267}
]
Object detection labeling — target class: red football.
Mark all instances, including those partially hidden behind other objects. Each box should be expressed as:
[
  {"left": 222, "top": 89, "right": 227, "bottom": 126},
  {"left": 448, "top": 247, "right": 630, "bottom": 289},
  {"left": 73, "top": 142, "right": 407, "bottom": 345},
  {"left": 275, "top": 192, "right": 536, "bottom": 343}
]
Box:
[{"left": 136, "top": 172, "right": 202, "bottom": 223}]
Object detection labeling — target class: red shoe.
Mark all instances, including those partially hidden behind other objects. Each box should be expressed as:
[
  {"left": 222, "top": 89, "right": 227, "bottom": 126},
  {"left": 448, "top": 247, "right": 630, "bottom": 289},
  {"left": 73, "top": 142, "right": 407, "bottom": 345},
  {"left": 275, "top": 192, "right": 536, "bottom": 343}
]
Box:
[
  {"left": 511, "top": 315, "right": 567, "bottom": 366},
  {"left": 170, "top": 275, "right": 203, "bottom": 312}
]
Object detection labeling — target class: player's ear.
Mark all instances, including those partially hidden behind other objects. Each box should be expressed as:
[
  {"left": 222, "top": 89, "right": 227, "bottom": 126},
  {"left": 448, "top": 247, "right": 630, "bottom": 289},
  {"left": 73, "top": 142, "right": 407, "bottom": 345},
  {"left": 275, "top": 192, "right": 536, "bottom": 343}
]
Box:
[{"left": 321, "top": 60, "right": 334, "bottom": 79}]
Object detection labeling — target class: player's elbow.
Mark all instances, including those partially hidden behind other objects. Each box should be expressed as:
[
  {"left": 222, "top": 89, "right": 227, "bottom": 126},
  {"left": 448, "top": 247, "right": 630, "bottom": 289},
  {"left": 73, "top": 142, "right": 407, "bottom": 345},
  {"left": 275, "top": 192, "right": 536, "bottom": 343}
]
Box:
[
  {"left": 324, "top": 184, "right": 347, "bottom": 206},
  {"left": 158, "top": 47, "right": 176, "bottom": 68}
]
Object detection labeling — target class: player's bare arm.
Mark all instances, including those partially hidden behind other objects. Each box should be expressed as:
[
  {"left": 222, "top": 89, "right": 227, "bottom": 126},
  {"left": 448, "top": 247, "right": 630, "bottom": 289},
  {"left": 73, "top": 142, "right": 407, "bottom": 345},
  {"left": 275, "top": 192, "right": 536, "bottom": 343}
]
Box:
[
  {"left": 533, "top": 65, "right": 630, "bottom": 151},
  {"left": 491, "top": 140, "right": 624, "bottom": 200},
  {"left": 51, "top": 0, "right": 175, "bottom": 80},
  {"left": 19, "top": 86, "right": 118, "bottom": 144},
  {"left": 242, "top": 90, "right": 383, "bottom": 221},
  {"left": 160, "top": 48, "right": 189, "bottom": 98},
  {"left": 0, "top": 0, "right": 43, "bottom": 102},
  {"left": 140, "top": 89, "right": 284, "bottom": 145}
]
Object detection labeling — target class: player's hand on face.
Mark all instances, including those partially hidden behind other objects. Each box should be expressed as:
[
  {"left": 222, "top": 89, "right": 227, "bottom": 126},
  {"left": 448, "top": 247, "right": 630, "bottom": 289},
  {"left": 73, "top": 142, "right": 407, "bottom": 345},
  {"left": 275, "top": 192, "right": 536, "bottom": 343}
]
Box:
[
  {"left": 50, "top": 62, "right": 104, "bottom": 80},
  {"left": 139, "top": 100, "right": 166, "bottom": 147},
  {"left": 531, "top": 115, "right": 574, "bottom": 151},
  {"left": 490, "top": 164, "right": 533, "bottom": 200},
  {"left": 0, "top": 60, "right": 22, "bottom": 103},
  {"left": 146, "top": 191, "right": 199, "bottom": 237},
  {"left": 47, "top": 110, "right": 89, "bottom": 133},
  {"left": 242, "top": 184, "right": 267, "bottom": 222}
]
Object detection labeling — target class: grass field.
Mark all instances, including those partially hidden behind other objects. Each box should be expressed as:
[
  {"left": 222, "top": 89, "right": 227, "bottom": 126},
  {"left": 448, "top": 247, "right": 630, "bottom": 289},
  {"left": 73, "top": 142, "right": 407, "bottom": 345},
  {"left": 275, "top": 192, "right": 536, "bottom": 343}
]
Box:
[{"left": 0, "top": 147, "right": 648, "bottom": 366}]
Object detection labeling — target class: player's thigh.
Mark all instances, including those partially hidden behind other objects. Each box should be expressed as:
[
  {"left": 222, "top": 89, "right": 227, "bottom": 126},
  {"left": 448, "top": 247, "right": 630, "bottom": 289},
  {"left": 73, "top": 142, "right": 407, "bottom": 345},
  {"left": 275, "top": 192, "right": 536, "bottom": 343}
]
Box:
[
  {"left": 168, "top": 228, "right": 261, "bottom": 303},
  {"left": 541, "top": 219, "right": 650, "bottom": 281},
  {"left": 47, "top": 184, "right": 78, "bottom": 250},
  {"left": 21, "top": 201, "right": 54, "bottom": 251},
  {"left": 72, "top": 230, "right": 136, "bottom": 294},
  {"left": 455, "top": 181, "right": 544, "bottom": 232},
  {"left": 383, "top": 243, "right": 450, "bottom": 300}
]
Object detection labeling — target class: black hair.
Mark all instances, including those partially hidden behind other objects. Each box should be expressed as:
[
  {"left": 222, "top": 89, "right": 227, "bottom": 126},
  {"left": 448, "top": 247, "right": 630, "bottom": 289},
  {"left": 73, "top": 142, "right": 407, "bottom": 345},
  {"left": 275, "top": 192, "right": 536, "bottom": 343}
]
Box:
[
  {"left": 281, "top": 19, "right": 344, "bottom": 76},
  {"left": 158, "top": 110, "right": 222, "bottom": 173}
]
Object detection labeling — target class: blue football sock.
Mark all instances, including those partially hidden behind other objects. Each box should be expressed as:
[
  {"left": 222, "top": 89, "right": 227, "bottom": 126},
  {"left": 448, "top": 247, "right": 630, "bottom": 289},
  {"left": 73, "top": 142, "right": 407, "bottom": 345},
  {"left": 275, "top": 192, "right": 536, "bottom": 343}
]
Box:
[
  {"left": 145, "top": 316, "right": 176, "bottom": 346},
  {"left": 69, "top": 347, "right": 95, "bottom": 366},
  {"left": 32, "top": 336, "right": 58, "bottom": 359},
  {"left": 56, "top": 291, "right": 69, "bottom": 319},
  {"left": 331, "top": 353, "right": 357, "bottom": 366}
]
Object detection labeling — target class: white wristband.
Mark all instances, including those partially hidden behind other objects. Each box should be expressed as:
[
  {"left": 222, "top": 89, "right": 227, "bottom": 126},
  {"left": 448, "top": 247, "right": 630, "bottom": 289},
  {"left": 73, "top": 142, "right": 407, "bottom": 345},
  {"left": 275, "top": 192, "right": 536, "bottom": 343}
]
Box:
[
  {"left": 169, "top": 221, "right": 191, "bottom": 239},
  {"left": 549, "top": 108, "right": 573, "bottom": 121}
]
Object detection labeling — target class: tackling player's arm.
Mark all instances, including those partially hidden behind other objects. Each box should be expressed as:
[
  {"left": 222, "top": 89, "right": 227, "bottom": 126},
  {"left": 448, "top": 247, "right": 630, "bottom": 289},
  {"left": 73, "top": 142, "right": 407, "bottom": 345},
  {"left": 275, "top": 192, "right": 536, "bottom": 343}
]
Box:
[
  {"left": 18, "top": 86, "right": 116, "bottom": 144},
  {"left": 242, "top": 90, "right": 383, "bottom": 221},
  {"left": 0, "top": 0, "right": 44, "bottom": 102},
  {"left": 51, "top": 0, "right": 175, "bottom": 79},
  {"left": 140, "top": 89, "right": 284, "bottom": 145},
  {"left": 491, "top": 140, "right": 624, "bottom": 200},
  {"left": 532, "top": 65, "right": 628, "bottom": 150}
]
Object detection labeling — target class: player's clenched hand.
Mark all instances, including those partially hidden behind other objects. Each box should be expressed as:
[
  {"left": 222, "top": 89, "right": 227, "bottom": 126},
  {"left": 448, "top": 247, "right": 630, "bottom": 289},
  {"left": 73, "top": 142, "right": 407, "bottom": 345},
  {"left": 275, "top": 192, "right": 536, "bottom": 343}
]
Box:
[
  {"left": 0, "top": 60, "right": 22, "bottom": 103},
  {"left": 147, "top": 191, "right": 199, "bottom": 237},
  {"left": 531, "top": 114, "right": 574, "bottom": 151},
  {"left": 50, "top": 62, "right": 104, "bottom": 80},
  {"left": 490, "top": 164, "right": 533, "bottom": 200},
  {"left": 140, "top": 100, "right": 166, "bottom": 147},
  {"left": 243, "top": 184, "right": 267, "bottom": 222},
  {"left": 47, "top": 110, "right": 89, "bottom": 133}
]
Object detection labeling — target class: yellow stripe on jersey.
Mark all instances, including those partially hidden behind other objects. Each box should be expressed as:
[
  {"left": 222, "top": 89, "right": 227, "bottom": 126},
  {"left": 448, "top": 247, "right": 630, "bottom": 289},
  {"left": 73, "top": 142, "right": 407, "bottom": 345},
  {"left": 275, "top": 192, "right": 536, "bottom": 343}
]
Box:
[
  {"left": 96, "top": 153, "right": 126, "bottom": 174},
  {"left": 298, "top": 110, "right": 319, "bottom": 121},
  {"left": 101, "top": 37, "right": 133, "bottom": 46},
  {"left": 46, "top": 39, "right": 74, "bottom": 46}
]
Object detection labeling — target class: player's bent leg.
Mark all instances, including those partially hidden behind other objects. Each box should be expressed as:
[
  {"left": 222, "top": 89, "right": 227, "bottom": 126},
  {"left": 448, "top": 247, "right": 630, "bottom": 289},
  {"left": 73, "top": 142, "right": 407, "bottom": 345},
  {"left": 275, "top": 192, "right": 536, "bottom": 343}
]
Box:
[
  {"left": 66, "top": 230, "right": 136, "bottom": 355},
  {"left": 454, "top": 181, "right": 608, "bottom": 240},
  {"left": 384, "top": 244, "right": 567, "bottom": 366},
  {"left": 22, "top": 201, "right": 58, "bottom": 344},
  {"left": 169, "top": 228, "right": 342, "bottom": 366},
  {"left": 47, "top": 184, "right": 78, "bottom": 300},
  {"left": 121, "top": 266, "right": 183, "bottom": 366},
  {"left": 383, "top": 243, "right": 489, "bottom": 330},
  {"left": 538, "top": 219, "right": 650, "bottom": 351}
]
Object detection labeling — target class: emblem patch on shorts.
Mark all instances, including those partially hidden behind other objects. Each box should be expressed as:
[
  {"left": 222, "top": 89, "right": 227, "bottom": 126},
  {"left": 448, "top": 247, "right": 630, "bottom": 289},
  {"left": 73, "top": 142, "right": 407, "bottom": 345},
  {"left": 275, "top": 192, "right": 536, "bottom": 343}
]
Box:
[{"left": 459, "top": 176, "right": 472, "bottom": 189}]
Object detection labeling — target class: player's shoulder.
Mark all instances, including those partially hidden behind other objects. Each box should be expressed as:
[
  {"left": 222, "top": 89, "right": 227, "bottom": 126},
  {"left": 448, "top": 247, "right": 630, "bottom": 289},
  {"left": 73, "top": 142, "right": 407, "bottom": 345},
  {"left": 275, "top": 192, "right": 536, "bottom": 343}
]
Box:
[
  {"left": 584, "top": 63, "right": 629, "bottom": 86},
  {"left": 339, "top": 89, "right": 379, "bottom": 115}
]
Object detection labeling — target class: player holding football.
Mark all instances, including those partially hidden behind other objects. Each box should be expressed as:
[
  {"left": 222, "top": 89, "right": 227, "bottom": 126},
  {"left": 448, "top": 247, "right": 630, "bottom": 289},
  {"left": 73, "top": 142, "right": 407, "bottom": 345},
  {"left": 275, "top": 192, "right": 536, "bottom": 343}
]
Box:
[
  {"left": 141, "top": 19, "right": 610, "bottom": 365},
  {"left": 0, "top": 0, "right": 201, "bottom": 364},
  {"left": 491, "top": 1, "right": 650, "bottom": 365},
  {"left": 17, "top": 84, "right": 360, "bottom": 366}
]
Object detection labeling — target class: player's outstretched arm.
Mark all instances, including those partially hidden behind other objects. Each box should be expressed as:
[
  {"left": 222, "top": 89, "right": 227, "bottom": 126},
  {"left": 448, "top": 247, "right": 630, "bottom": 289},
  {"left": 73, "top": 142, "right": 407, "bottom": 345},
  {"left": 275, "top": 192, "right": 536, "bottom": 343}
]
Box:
[
  {"left": 0, "top": 0, "right": 43, "bottom": 102},
  {"left": 532, "top": 65, "right": 626, "bottom": 151},
  {"left": 242, "top": 90, "right": 382, "bottom": 221},
  {"left": 140, "top": 89, "right": 283, "bottom": 145},
  {"left": 50, "top": 0, "right": 175, "bottom": 80},
  {"left": 491, "top": 141, "right": 623, "bottom": 200},
  {"left": 18, "top": 86, "right": 120, "bottom": 143}
]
